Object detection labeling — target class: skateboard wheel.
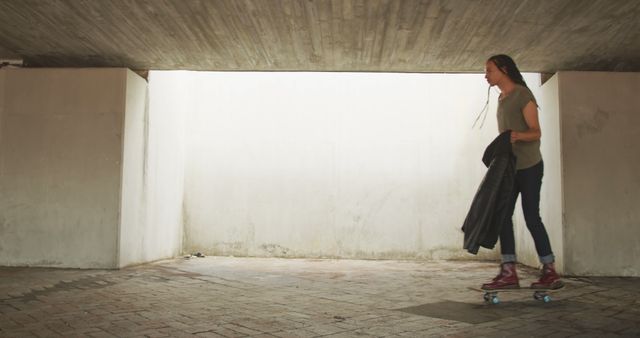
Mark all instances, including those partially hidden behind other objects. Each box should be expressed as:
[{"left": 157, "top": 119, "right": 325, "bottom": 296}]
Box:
[
  {"left": 483, "top": 293, "right": 491, "bottom": 302},
  {"left": 533, "top": 291, "right": 551, "bottom": 303},
  {"left": 491, "top": 296, "right": 500, "bottom": 304}
]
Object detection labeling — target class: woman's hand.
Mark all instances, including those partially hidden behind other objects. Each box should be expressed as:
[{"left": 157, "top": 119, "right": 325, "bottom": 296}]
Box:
[{"left": 510, "top": 131, "right": 519, "bottom": 143}]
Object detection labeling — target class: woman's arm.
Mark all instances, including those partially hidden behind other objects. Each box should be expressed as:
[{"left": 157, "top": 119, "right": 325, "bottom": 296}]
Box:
[{"left": 511, "top": 101, "right": 541, "bottom": 143}]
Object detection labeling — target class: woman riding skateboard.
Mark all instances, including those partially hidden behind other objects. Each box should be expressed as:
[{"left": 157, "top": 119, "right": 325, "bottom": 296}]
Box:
[{"left": 481, "top": 54, "right": 564, "bottom": 290}]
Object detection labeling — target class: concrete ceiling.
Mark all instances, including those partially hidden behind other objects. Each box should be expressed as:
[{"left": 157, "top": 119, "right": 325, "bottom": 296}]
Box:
[{"left": 0, "top": 0, "right": 639, "bottom": 73}]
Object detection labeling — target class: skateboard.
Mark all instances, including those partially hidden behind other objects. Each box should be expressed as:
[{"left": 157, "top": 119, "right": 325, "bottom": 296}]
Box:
[{"left": 468, "top": 285, "right": 564, "bottom": 304}]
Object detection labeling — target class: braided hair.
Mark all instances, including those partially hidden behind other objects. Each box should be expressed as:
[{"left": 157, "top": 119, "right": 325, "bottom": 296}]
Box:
[{"left": 487, "top": 54, "right": 528, "bottom": 88}]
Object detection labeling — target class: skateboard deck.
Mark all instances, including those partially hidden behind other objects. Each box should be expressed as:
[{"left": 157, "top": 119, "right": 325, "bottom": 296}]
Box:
[{"left": 468, "top": 285, "right": 564, "bottom": 304}]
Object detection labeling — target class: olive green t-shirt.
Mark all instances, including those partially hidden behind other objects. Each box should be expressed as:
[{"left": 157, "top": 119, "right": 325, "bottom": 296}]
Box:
[{"left": 497, "top": 84, "right": 542, "bottom": 170}]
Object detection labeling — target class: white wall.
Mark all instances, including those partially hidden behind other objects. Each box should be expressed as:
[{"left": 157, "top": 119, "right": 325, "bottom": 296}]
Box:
[
  {"left": 118, "top": 70, "right": 149, "bottom": 267},
  {"left": 119, "top": 70, "right": 184, "bottom": 267},
  {"left": 148, "top": 71, "right": 540, "bottom": 260},
  {"left": 0, "top": 68, "right": 125, "bottom": 268},
  {"left": 559, "top": 72, "right": 640, "bottom": 276},
  {"left": 513, "top": 75, "right": 565, "bottom": 272},
  {"left": 3, "top": 68, "right": 636, "bottom": 275},
  {"left": 141, "top": 72, "right": 186, "bottom": 264}
]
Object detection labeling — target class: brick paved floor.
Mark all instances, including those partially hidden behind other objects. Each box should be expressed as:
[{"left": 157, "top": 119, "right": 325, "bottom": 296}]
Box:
[{"left": 1, "top": 257, "right": 639, "bottom": 337}]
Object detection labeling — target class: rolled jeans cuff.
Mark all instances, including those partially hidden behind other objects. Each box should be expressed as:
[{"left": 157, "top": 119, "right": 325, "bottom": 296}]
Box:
[
  {"left": 501, "top": 254, "right": 517, "bottom": 263},
  {"left": 540, "top": 254, "right": 555, "bottom": 264}
]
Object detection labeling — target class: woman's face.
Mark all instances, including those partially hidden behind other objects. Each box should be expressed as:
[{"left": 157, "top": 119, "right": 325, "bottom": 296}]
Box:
[{"left": 484, "top": 60, "right": 504, "bottom": 86}]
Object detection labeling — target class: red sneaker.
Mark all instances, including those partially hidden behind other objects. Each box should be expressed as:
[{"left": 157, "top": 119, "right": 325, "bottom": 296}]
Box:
[
  {"left": 481, "top": 262, "right": 520, "bottom": 290},
  {"left": 531, "top": 263, "right": 564, "bottom": 289}
]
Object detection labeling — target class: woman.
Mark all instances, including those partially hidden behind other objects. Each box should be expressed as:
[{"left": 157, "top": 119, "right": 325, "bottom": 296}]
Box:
[{"left": 481, "top": 54, "right": 563, "bottom": 290}]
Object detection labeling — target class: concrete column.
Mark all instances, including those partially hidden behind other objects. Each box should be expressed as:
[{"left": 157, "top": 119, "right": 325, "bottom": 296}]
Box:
[
  {"left": 558, "top": 72, "right": 640, "bottom": 276},
  {"left": 0, "top": 68, "right": 182, "bottom": 269},
  {"left": 0, "top": 68, "right": 126, "bottom": 268}
]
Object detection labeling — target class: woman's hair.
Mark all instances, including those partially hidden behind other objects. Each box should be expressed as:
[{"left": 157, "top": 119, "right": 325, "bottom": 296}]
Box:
[{"left": 487, "top": 54, "right": 528, "bottom": 88}]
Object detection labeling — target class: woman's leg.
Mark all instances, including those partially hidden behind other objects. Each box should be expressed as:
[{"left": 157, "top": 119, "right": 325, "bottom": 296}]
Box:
[
  {"left": 519, "top": 161, "right": 563, "bottom": 288},
  {"left": 518, "top": 161, "right": 554, "bottom": 263},
  {"left": 499, "top": 183, "right": 520, "bottom": 263},
  {"left": 482, "top": 178, "right": 521, "bottom": 290}
]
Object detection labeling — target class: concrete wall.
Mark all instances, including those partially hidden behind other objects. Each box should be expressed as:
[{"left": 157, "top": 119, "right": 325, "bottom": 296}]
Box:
[
  {"left": 140, "top": 72, "right": 185, "bottom": 264},
  {"left": 0, "top": 68, "right": 125, "bottom": 268},
  {"left": 146, "top": 71, "right": 541, "bottom": 261},
  {"left": 559, "top": 72, "right": 640, "bottom": 276},
  {"left": 0, "top": 68, "right": 182, "bottom": 269},
  {"left": 3, "top": 68, "right": 637, "bottom": 275},
  {"left": 0, "top": 69, "right": 4, "bottom": 143},
  {"left": 513, "top": 75, "right": 565, "bottom": 272},
  {"left": 118, "top": 70, "right": 184, "bottom": 267},
  {"left": 118, "top": 70, "right": 149, "bottom": 267}
]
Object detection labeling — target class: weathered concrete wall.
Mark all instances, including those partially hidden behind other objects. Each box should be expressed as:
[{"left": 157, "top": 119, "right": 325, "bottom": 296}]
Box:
[
  {"left": 140, "top": 72, "right": 185, "bottom": 263},
  {"left": 146, "top": 71, "right": 539, "bottom": 261},
  {"left": 559, "top": 72, "right": 640, "bottom": 276},
  {"left": 513, "top": 75, "right": 565, "bottom": 273},
  {"left": 0, "top": 68, "right": 125, "bottom": 268},
  {"left": 0, "top": 69, "right": 4, "bottom": 145},
  {"left": 0, "top": 68, "right": 183, "bottom": 269},
  {"left": 4, "top": 69, "right": 636, "bottom": 275},
  {"left": 118, "top": 70, "right": 149, "bottom": 267}
]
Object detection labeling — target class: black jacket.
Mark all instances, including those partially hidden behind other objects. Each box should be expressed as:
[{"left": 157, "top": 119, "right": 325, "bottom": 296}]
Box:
[{"left": 462, "top": 131, "right": 516, "bottom": 254}]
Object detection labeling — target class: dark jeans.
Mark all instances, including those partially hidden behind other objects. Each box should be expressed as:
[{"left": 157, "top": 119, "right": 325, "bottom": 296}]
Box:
[{"left": 500, "top": 160, "right": 554, "bottom": 264}]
